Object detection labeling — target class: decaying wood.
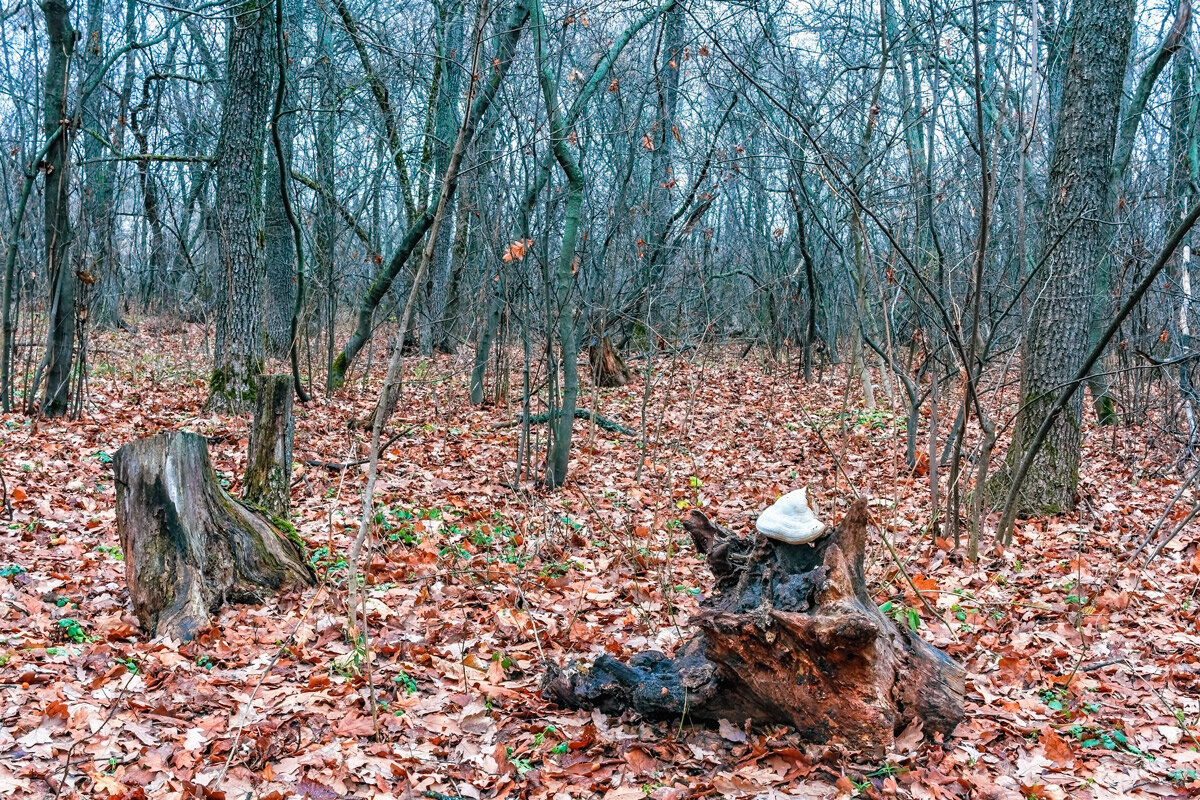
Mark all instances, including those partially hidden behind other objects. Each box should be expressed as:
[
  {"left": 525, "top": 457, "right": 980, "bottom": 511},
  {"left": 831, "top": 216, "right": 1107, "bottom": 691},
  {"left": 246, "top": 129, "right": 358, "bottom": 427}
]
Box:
[
  {"left": 113, "top": 431, "right": 314, "bottom": 641},
  {"left": 543, "top": 498, "right": 964, "bottom": 757},
  {"left": 244, "top": 373, "right": 294, "bottom": 516},
  {"left": 589, "top": 335, "right": 631, "bottom": 387}
]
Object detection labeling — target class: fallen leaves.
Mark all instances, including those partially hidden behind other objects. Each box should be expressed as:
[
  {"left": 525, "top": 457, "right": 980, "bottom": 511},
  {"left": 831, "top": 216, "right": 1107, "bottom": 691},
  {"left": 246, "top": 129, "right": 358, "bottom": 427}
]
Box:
[{"left": 1, "top": 326, "right": 1198, "bottom": 799}]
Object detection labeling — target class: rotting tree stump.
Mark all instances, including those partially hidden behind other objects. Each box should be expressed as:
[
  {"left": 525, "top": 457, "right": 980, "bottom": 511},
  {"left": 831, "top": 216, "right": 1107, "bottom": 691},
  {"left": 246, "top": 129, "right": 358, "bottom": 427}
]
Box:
[
  {"left": 243, "top": 374, "right": 294, "bottom": 517},
  {"left": 543, "top": 499, "right": 964, "bottom": 757},
  {"left": 113, "top": 431, "right": 314, "bottom": 641},
  {"left": 589, "top": 335, "right": 632, "bottom": 387}
]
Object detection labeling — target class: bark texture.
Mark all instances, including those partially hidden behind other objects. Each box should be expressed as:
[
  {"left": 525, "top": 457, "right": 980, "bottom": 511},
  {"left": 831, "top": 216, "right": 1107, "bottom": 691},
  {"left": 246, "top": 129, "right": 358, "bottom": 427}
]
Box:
[
  {"left": 544, "top": 499, "right": 964, "bottom": 757},
  {"left": 995, "top": 0, "right": 1136, "bottom": 514},
  {"left": 41, "top": 0, "right": 77, "bottom": 417},
  {"left": 244, "top": 374, "right": 294, "bottom": 517},
  {"left": 207, "top": 0, "right": 275, "bottom": 412},
  {"left": 589, "top": 335, "right": 631, "bottom": 387},
  {"left": 263, "top": 0, "right": 298, "bottom": 359},
  {"left": 113, "top": 431, "right": 313, "bottom": 641}
]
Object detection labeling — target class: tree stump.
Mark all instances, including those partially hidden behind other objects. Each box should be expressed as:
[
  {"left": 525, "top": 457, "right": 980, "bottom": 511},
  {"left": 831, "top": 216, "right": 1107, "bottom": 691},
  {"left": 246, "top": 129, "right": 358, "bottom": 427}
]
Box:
[
  {"left": 589, "top": 336, "right": 632, "bottom": 387},
  {"left": 543, "top": 499, "right": 964, "bottom": 757},
  {"left": 113, "top": 431, "right": 314, "bottom": 641},
  {"left": 243, "top": 374, "right": 294, "bottom": 517}
]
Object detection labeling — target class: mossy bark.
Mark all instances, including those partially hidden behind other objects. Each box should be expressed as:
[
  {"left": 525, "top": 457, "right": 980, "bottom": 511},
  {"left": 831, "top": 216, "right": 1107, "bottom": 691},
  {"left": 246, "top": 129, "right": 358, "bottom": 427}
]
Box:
[
  {"left": 113, "top": 431, "right": 314, "bottom": 641},
  {"left": 243, "top": 374, "right": 294, "bottom": 517}
]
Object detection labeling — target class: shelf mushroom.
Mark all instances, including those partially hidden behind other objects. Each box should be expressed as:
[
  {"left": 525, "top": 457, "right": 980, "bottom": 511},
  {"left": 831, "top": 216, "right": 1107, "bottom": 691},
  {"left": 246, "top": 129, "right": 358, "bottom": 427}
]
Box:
[{"left": 756, "top": 487, "right": 827, "bottom": 545}]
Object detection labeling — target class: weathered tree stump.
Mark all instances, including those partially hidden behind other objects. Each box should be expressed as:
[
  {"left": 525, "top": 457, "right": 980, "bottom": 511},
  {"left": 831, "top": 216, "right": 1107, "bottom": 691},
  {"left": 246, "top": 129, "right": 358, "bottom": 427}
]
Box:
[
  {"left": 589, "top": 336, "right": 632, "bottom": 387},
  {"left": 243, "top": 374, "right": 294, "bottom": 517},
  {"left": 113, "top": 431, "right": 314, "bottom": 641},
  {"left": 543, "top": 498, "right": 964, "bottom": 757}
]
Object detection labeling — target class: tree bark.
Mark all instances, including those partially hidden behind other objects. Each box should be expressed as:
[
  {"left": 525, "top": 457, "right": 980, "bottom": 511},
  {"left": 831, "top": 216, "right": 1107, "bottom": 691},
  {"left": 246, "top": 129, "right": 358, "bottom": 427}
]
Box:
[
  {"left": 244, "top": 374, "right": 294, "bottom": 517},
  {"left": 114, "top": 431, "right": 314, "bottom": 641},
  {"left": 420, "top": 6, "right": 465, "bottom": 356},
  {"left": 41, "top": 0, "right": 77, "bottom": 418},
  {"left": 207, "top": 0, "right": 275, "bottom": 412},
  {"left": 79, "top": 0, "right": 122, "bottom": 331},
  {"left": 544, "top": 499, "right": 964, "bottom": 757},
  {"left": 263, "top": 0, "right": 300, "bottom": 360},
  {"left": 589, "top": 335, "right": 631, "bottom": 387},
  {"left": 994, "top": 0, "right": 1136, "bottom": 514}
]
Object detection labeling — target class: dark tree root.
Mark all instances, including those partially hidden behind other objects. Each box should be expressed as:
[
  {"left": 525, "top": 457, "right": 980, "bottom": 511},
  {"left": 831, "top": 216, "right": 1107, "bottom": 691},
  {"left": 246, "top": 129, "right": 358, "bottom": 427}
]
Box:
[
  {"left": 113, "top": 431, "right": 315, "bottom": 641},
  {"left": 543, "top": 499, "right": 965, "bottom": 757}
]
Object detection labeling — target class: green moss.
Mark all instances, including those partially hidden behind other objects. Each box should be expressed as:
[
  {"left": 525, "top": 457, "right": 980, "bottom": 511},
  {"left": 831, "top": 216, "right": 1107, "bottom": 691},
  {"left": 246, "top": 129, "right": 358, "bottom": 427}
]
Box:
[
  {"left": 209, "top": 362, "right": 262, "bottom": 408},
  {"left": 330, "top": 353, "right": 348, "bottom": 388},
  {"left": 272, "top": 515, "right": 306, "bottom": 551}
]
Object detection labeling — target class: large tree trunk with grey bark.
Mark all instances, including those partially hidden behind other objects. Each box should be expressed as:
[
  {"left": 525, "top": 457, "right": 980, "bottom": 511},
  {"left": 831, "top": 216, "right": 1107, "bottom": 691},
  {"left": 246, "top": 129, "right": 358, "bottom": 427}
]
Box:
[
  {"left": 40, "top": 0, "right": 77, "bottom": 418},
  {"left": 991, "top": 0, "right": 1137, "bottom": 515},
  {"left": 207, "top": 0, "right": 275, "bottom": 412},
  {"left": 113, "top": 431, "right": 313, "bottom": 641},
  {"left": 543, "top": 498, "right": 964, "bottom": 757}
]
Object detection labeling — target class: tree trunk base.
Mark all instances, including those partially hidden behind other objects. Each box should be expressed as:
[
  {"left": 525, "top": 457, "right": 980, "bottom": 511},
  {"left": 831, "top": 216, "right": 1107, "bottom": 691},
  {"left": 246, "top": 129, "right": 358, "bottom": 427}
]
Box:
[
  {"left": 544, "top": 499, "right": 964, "bottom": 757},
  {"left": 113, "top": 431, "right": 314, "bottom": 641},
  {"left": 589, "top": 336, "right": 631, "bottom": 387},
  {"left": 244, "top": 374, "right": 294, "bottom": 517}
]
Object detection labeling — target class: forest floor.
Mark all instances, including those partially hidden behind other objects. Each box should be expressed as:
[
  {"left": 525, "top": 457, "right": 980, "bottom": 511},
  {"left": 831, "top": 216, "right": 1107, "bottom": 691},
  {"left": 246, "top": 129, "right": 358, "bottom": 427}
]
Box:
[{"left": 1, "top": 322, "right": 1198, "bottom": 800}]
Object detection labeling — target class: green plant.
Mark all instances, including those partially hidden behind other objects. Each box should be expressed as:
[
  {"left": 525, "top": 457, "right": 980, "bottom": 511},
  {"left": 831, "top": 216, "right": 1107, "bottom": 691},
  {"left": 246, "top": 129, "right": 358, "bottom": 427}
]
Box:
[
  {"left": 539, "top": 560, "right": 573, "bottom": 579},
  {"left": 332, "top": 637, "right": 368, "bottom": 678},
  {"left": 1169, "top": 768, "right": 1196, "bottom": 784},
  {"left": 504, "top": 747, "right": 535, "bottom": 776},
  {"left": 56, "top": 618, "right": 93, "bottom": 644},
  {"left": 879, "top": 600, "right": 921, "bottom": 631},
  {"left": 196, "top": 654, "right": 214, "bottom": 670},
  {"left": 393, "top": 669, "right": 418, "bottom": 695},
  {"left": 0, "top": 564, "right": 25, "bottom": 578},
  {"left": 97, "top": 545, "right": 124, "bottom": 561},
  {"left": 1066, "top": 724, "right": 1143, "bottom": 756},
  {"left": 1040, "top": 687, "right": 1067, "bottom": 713}
]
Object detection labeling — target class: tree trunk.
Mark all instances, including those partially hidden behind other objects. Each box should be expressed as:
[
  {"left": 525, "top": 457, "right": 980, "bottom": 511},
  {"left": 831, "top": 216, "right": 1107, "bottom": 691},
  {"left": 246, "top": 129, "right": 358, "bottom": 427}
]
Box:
[
  {"left": 263, "top": 0, "right": 298, "bottom": 359},
  {"left": 589, "top": 335, "right": 631, "bottom": 387},
  {"left": 994, "top": 0, "right": 1136, "bottom": 515},
  {"left": 207, "top": 0, "right": 275, "bottom": 412},
  {"left": 79, "top": 0, "right": 122, "bottom": 331},
  {"left": 316, "top": 11, "right": 339, "bottom": 391},
  {"left": 533, "top": 0, "right": 582, "bottom": 489},
  {"left": 330, "top": 0, "right": 530, "bottom": 387},
  {"left": 41, "top": 0, "right": 77, "bottom": 418},
  {"left": 544, "top": 499, "right": 964, "bottom": 757},
  {"left": 113, "top": 431, "right": 314, "bottom": 641},
  {"left": 244, "top": 374, "right": 294, "bottom": 517},
  {"left": 420, "top": 6, "right": 465, "bottom": 356}
]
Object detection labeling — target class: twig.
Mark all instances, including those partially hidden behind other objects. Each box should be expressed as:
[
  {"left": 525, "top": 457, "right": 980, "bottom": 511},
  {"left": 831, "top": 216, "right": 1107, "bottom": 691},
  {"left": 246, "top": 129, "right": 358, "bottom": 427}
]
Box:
[
  {"left": 0, "top": 470, "right": 10, "bottom": 521},
  {"left": 51, "top": 669, "right": 138, "bottom": 799},
  {"left": 214, "top": 585, "right": 325, "bottom": 790},
  {"left": 301, "top": 427, "right": 412, "bottom": 470}
]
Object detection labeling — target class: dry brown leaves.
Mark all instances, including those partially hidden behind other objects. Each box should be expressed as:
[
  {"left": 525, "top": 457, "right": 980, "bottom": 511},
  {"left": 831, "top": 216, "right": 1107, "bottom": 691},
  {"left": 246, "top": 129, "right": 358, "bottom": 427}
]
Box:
[{"left": 0, "top": 324, "right": 1197, "bottom": 799}]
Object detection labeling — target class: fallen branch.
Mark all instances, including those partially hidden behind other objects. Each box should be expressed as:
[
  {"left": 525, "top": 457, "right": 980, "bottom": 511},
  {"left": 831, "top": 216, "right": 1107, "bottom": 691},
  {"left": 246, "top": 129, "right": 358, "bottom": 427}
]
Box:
[
  {"left": 301, "top": 427, "right": 412, "bottom": 471},
  {"left": 494, "top": 408, "right": 635, "bottom": 436}
]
